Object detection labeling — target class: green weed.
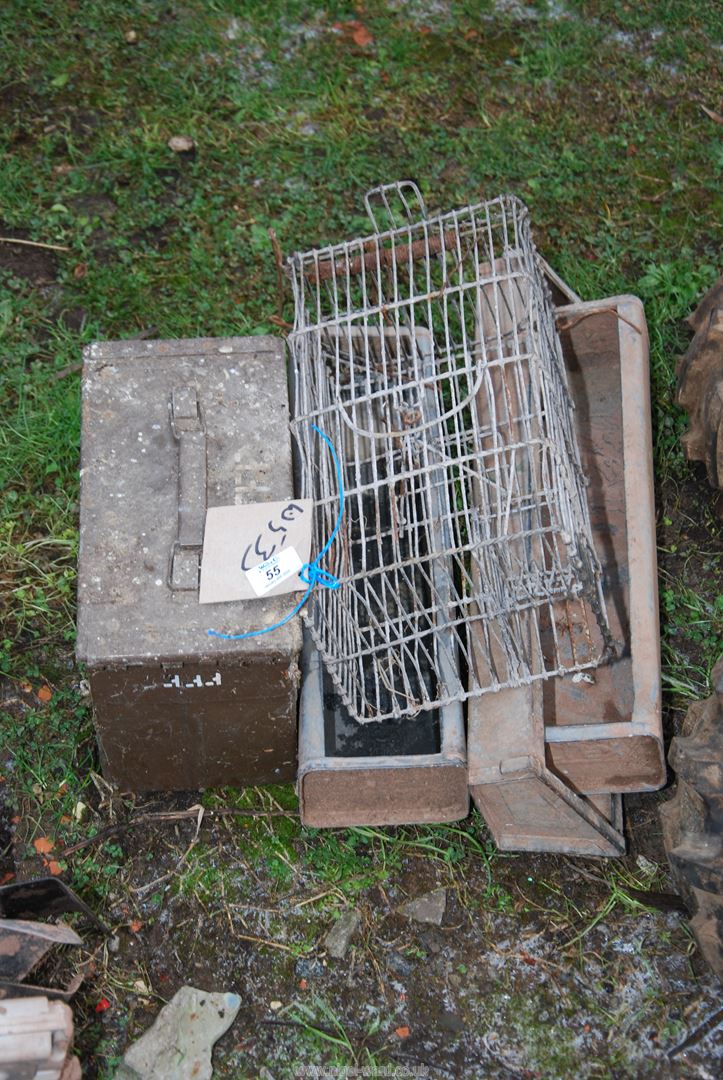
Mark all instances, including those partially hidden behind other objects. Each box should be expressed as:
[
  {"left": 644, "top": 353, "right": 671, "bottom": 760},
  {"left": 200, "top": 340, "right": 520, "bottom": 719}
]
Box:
[{"left": 285, "top": 995, "right": 385, "bottom": 1073}]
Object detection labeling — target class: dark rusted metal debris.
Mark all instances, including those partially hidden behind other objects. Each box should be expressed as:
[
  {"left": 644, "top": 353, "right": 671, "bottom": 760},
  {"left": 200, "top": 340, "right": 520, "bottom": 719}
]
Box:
[
  {"left": 0, "top": 876, "right": 109, "bottom": 934},
  {"left": 0, "top": 919, "right": 82, "bottom": 983}
]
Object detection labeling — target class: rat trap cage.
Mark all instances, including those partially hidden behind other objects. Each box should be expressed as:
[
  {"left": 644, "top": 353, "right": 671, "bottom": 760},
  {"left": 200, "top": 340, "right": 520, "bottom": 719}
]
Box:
[{"left": 288, "top": 183, "right": 612, "bottom": 746}]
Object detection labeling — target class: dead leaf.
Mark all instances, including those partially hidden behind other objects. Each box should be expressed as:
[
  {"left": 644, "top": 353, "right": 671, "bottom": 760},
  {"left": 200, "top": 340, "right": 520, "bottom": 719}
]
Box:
[
  {"left": 334, "top": 20, "right": 374, "bottom": 47},
  {"left": 701, "top": 104, "right": 723, "bottom": 125},
  {"left": 19, "top": 681, "right": 32, "bottom": 693},
  {"left": 395, "top": 1026, "right": 411, "bottom": 1039},
  {"left": 33, "top": 836, "right": 55, "bottom": 854},
  {"left": 0, "top": 872, "right": 15, "bottom": 885},
  {"left": 350, "top": 21, "right": 373, "bottom": 46},
  {"left": 73, "top": 262, "right": 88, "bottom": 280},
  {"left": 129, "top": 919, "right": 142, "bottom": 933},
  {"left": 46, "top": 860, "right": 63, "bottom": 876},
  {"left": 37, "top": 685, "right": 53, "bottom": 703}
]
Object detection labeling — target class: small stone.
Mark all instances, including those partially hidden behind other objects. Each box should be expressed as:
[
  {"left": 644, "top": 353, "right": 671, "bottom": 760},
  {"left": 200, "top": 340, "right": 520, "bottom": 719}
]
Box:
[
  {"left": 107, "top": 935, "right": 120, "bottom": 954},
  {"left": 117, "top": 986, "right": 240, "bottom": 1080},
  {"left": 269, "top": 1000, "right": 282, "bottom": 1011},
  {"left": 388, "top": 951, "right": 415, "bottom": 977},
  {"left": 167, "top": 135, "right": 195, "bottom": 154},
  {"left": 324, "top": 909, "right": 361, "bottom": 959},
  {"left": 636, "top": 854, "right": 658, "bottom": 875},
  {"left": 399, "top": 888, "right": 447, "bottom": 926},
  {"left": 420, "top": 931, "right": 442, "bottom": 954},
  {"left": 224, "top": 17, "right": 241, "bottom": 41},
  {"left": 295, "top": 957, "right": 324, "bottom": 979},
  {"left": 124, "top": 30, "right": 138, "bottom": 44}
]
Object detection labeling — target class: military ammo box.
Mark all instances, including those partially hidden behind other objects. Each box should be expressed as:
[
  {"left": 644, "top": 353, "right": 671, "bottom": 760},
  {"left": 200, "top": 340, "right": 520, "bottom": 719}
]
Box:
[{"left": 76, "top": 336, "right": 301, "bottom": 792}]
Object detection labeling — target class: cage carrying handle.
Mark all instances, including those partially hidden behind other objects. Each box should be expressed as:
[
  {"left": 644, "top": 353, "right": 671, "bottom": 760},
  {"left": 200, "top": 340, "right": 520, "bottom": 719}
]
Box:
[
  {"left": 363, "top": 180, "right": 429, "bottom": 233},
  {"left": 353, "top": 180, "right": 487, "bottom": 439},
  {"left": 333, "top": 370, "right": 488, "bottom": 441}
]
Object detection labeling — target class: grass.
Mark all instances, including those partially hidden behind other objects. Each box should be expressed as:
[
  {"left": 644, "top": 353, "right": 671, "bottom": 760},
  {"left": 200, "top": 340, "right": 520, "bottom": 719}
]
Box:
[{"left": 1, "top": 1, "right": 722, "bottom": 1076}]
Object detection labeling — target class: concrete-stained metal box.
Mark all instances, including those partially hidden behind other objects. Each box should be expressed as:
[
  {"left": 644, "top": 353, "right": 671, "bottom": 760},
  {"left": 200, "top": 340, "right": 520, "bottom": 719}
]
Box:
[{"left": 76, "top": 336, "right": 301, "bottom": 792}]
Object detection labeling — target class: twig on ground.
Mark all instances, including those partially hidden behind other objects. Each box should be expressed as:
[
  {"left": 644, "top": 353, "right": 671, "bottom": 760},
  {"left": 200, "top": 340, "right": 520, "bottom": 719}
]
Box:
[
  {"left": 292, "top": 889, "right": 344, "bottom": 908},
  {"left": 0, "top": 236, "right": 70, "bottom": 252},
  {"left": 61, "top": 804, "right": 297, "bottom": 857},
  {"left": 51, "top": 363, "right": 83, "bottom": 382},
  {"left": 389, "top": 1050, "right": 457, "bottom": 1078},
  {"left": 668, "top": 1005, "right": 723, "bottom": 1058},
  {"left": 234, "top": 933, "right": 300, "bottom": 954},
  {"left": 132, "top": 829, "right": 201, "bottom": 897},
  {"left": 700, "top": 104, "right": 723, "bottom": 125}
]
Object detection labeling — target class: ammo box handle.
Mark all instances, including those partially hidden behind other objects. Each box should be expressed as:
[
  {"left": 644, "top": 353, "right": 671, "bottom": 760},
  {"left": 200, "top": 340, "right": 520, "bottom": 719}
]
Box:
[{"left": 169, "top": 385, "right": 206, "bottom": 591}]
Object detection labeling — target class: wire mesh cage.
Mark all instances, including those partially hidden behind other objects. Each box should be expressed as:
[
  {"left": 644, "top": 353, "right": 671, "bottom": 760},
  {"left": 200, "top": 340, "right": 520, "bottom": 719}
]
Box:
[{"left": 288, "top": 182, "right": 612, "bottom": 723}]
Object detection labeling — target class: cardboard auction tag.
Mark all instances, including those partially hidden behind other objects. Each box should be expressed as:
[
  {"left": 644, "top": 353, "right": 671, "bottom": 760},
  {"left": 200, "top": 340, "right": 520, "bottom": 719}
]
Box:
[{"left": 199, "top": 499, "right": 313, "bottom": 604}]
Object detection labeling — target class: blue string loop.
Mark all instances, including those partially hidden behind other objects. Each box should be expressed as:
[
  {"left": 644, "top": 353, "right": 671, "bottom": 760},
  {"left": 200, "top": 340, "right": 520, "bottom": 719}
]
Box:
[
  {"left": 299, "top": 562, "right": 341, "bottom": 590},
  {"left": 207, "top": 423, "right": 344, "bottom": 641}
]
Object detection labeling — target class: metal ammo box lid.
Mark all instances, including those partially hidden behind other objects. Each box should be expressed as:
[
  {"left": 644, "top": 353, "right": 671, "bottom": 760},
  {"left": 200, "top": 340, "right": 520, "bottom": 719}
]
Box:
[{"left": 76, "top": 336, "right": 301, "bottom": 791}]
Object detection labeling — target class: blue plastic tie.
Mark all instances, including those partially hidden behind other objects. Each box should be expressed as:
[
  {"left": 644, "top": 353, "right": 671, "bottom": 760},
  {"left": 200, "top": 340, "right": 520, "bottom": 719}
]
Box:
[{"left": 207, "top": 424, "right": 343, "bottom": 641}]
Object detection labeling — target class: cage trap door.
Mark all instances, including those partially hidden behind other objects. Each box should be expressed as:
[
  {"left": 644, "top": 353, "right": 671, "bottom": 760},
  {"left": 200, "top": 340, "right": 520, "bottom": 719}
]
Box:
[{"left": 468, "top": 684, "right": 625, "bottom": 857}]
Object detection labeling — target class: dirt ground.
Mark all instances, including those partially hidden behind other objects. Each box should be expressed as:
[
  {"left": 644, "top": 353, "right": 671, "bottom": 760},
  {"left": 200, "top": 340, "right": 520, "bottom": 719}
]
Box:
[{"left": 6, "top": 776, "right": 722, "bottom": 1078}]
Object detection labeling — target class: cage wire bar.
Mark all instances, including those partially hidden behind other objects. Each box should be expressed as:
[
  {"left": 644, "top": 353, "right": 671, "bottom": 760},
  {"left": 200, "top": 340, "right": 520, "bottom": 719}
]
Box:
[{"left": 288, "top": 182, "right": 612, "bottom": 723}]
